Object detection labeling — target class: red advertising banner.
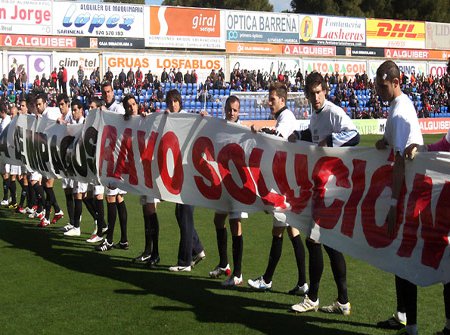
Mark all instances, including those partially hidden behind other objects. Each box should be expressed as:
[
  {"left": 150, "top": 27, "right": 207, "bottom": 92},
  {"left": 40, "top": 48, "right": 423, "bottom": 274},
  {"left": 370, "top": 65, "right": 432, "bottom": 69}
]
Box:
[
  {"left": 385, "top": 48, "right": 449, "bottom": 60},
  {"left": 419, "top": 118, "right": 450, "bottom": 134},
  {"left": 0, "top": 34, "right": 77, "bottom": 48},
  {"left": 283, "top": 44, "right": 336, "bottom": 56}
]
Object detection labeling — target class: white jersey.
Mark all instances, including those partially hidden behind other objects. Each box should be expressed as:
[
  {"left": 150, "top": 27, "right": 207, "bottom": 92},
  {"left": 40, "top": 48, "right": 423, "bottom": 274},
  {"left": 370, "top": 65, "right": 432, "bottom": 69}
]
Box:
[
  {"left": 309, "top": 100, "right": 357, "bottom": 145},
  {"left": 0, "top": 115, "right": 11, "bottom": 134},
  {"left": 384, "top": 93, "right": 423, "bottom": 155},
  {"left": 42, "top": 107, "right": 62, "bottom": 121},
  {"left": 107, "top": 101, "right": 125, "bottom": 115},
  {"left": 63, "top": 111, "right": 74, "bottom": 124},
  {"left": 274, "top": 107, "right": 297, "bottom": 139}
]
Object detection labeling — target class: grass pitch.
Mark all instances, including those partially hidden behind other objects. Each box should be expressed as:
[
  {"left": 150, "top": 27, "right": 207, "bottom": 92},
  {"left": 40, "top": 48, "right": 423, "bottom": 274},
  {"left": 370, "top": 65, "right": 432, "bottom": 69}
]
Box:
[{"left": 0, "top": 134, "right": 445, "bottom": 334}]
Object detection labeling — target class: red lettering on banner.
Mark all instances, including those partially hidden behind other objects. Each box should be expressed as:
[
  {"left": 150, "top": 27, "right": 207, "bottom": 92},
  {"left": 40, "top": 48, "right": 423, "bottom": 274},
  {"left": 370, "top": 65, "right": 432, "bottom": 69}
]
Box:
[
  {"left": 398, "top": 174, "right": 433, "bottom": 258},
  {"left": 248, "top": 148, "right": 287, "bottom": 208},
  {"left": 157, "top": 131, "right": 183, "bottom": 195},
  {"left": 361, "top": 164, "right": 406, "bottom": 248},
  {"left": 272, "top": 151, "right": 312, "bottom": 213},
  {"left": 341, "top": 159, "right": 367, "bottom": 237},
  {"left": 98, "top": 125, "right": 117, "bottom": 177},
  {"left": 421, "top": 182, "right": 450, "bottom": 269},
  {"left": 192, "top": 137, "right": 221, "bottom": 200},
  {"left": 217, "top": 144, "right": 256, "bottom": 205},
  {"left": 312, "top": 157, "right": 350, "bottom": 229},
  {"left": 138, "top": 130, "right": 158, "bottom": 189},
  {"left": 113, "top": 128, "right": 137, "bottom": 185}
]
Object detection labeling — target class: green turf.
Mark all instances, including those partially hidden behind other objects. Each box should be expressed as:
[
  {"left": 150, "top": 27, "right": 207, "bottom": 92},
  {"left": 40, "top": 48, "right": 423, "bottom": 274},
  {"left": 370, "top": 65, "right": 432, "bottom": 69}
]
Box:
[{"left": 0, "top": 134, "right": 445, "bottom": 334}]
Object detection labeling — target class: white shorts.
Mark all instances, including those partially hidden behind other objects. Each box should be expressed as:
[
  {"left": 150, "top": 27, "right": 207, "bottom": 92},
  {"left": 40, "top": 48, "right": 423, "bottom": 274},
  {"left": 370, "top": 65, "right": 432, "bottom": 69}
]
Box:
[
  {"left": 216, "top": 210, "right": 248, "bottom": 220},
  {"left": 73, "top": 181, "right": 88, "bottom": 194},
  {"left": 0, "top": 163, "right": 10, "bottom": 174},
  {"left": 272, "top": 212, "right": 289, "bottom": 228},
  {"left": 88, "top": 184, "right": 105, "bottom": 196},
  {"left": 30, "top": 171, "right": 42, "bottom": 181},
  {"left": 140, "top": 196, "right": 160, "bottom": 205},
  {"left": 9, "top": 165, "right": 21, "bottom": 175},
  {"left": 105, "top": 187, "right": 127, "bottom": 196},
  {"left": 62, "top": 178, "right": 74, "bottom": 189}
]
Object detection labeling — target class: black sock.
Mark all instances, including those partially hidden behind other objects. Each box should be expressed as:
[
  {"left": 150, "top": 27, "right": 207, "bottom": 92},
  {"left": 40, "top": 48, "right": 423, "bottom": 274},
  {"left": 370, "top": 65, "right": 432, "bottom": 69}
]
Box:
[
  {"left": 83, "top": 197, "right": 97, "bottom": 221},
  {"left": 216, "top": 227, "right": 228, "bottom": 268},
  {"left": 48, "top": 187, "right": 61, "bottom": 212},
  {"left": 27, "top": 183, "right": 34, "bottom": 208},
  {"left": 291, "top": 235, "right": 307, "bottom": 286},
  {"left": 95, "top": 199, "right": 105, "bottom": 236},
  {"left": 2, "top": 178, "right": 9, "bottom": 200},
  {"left": 232, "top": 235, "right": 243, "bottom": 277},
  {"left": 106, "top": 202, "right": 117, "bottom": 243},
  {"left": 33, "top": 184, "right": 45, "bottom": 212},
  {"left": 143, "top": 211, "right": 153, "bottom": 255},
  {"left": 117, "top": 201, "right": 128, "bottom": 243},
  {"left": 73, "top": 199, "right": 83, "bottom": 228},
  {"left": 444, "top": 283, "right": 450, "bottom": 319},
  {"left": 65, "top": 193, "right": 74, "bottom": 225},
  {"left": 18, "top": 179, "right": 27, "bottom": 207},
  {"left": 324, "top": 245, "right": 348, "bottom": 304},
  {"left": 263, "top": 236, "right": 283, "bottom": 283},
  {"left": 306, "top": 239, "right": 323, "bottom": 302},
  {"left": 9, "top": 179, "right": 16, "bottom": 203},
  {"left": 149, "top": 213, "right": 159, "bottom": 257}
]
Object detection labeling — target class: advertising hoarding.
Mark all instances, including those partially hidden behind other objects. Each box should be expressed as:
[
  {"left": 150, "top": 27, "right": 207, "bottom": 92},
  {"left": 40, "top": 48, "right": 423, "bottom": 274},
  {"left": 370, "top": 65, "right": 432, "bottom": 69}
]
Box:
[
  {"left": 428, "top": 62, "right": 449, "bottom": 77},
  {"left": 426, "top": 22, "right": 450, "bottom": 50},
  {"left": 0, "top": 34, "right": 77, "bottom": 48},
  {"left": 0, "top": 0, "right": 53, "bottom": 35},
  {"left": 298, "top": 15, "right": 366, "bottom": 46},
  {"left": 366, "top": 19, "right": 425, "bottom": 49},
  {"left": 368, "top": 60, "right": 427, "bottom": 80},
  {"left": 283, "top": 44, "right": 336, "bottom": 57},
  {"left": 7, "top": 52, "right": 52, "bottom": 85},
  {"left": 226, "top": 10, "right": 299, "bottom": 44},
  {"left": 226, "top": 42, "right": 282, "bottom": 55},
  {"left": 53, "top": 2, "right": 144, "bottom": 38},
  {"left": 103, "top": 53, "right": 226, "bottom": 84},
  {"left": 228, "top": 56, "right": 301, "bottom": 83},
  {"left": 53, "top": 52, "right": 99, "bottom": 84},
  {"left": 146, "top": 6, "right": 225, "bottom": 50},
  {"left": 303, "top": 59, "right": 367, "bottom": 77}
]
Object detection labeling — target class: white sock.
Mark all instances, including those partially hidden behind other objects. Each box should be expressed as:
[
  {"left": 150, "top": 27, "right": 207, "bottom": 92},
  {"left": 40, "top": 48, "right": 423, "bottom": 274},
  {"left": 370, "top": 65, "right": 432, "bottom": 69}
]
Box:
[{"left": 396, "top": 311, "right": 407, "bottom": 323}]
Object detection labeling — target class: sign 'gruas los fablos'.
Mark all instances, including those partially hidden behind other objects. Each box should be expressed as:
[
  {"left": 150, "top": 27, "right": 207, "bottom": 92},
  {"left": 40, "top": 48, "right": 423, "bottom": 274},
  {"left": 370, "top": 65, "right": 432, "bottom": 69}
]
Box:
[
  {"left": 52, "top": 1, "right": 144, "bottom": 38},
  {"left": 226, "top": 10, "right": 299, "bottom": 44},
  {"left": 298, "top": 15, "right": 366, "bottom": 47}
]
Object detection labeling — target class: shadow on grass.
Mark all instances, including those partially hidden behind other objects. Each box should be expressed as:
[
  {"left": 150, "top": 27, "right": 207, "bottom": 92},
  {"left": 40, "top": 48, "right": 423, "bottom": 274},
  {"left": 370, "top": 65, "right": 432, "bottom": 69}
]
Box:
[{"left": 0, "top": 209, "right": 377, "bottom": 335}]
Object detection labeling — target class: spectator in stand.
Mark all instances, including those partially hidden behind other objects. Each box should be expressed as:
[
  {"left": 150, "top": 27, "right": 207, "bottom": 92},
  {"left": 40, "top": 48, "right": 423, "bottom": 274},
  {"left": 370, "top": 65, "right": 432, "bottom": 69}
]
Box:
[
  {"left": 105, "top": 67, "right": 113, "bottom": 83},
  {"left": 50, "top": 68, "right": 58, "bottom": 88},
  {"left": 69, "top": 75, "right": 78, "bottom": 97},
  {"left": 175, "top": 68, "right": 183, "bottom": 84},
  {"left": 161, "top": 68, "right": 168, "bottom": 83},
  {"left": 135, "top": 67, "right": 143, "bottom": 88},
  {"left": 146, "top": 70, "right": 153, "bottom": 84},
  {"left": 184, "top": 70, "right": 191, "bottom": 85},
  {"left": 57, "top": 67, "right": 64, "bottom": 93},
  {"left": 77, "top": 65, "right": 84, "bottom": 87},
  {"left": 1, "top": 74, "right": 8, "bottom": 90},
  {"left": 8, "top": 67, "right": 16, "bottom": 84},
  {"left": 118, "top": 69, "right": 126, "bottom": 87}
]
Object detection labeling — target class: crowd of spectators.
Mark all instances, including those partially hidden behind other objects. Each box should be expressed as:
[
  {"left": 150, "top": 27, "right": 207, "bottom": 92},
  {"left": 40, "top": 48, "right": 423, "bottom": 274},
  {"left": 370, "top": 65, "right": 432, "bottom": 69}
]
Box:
[{"left": 1, "top": 62, "right": 449, "bottom": 119}]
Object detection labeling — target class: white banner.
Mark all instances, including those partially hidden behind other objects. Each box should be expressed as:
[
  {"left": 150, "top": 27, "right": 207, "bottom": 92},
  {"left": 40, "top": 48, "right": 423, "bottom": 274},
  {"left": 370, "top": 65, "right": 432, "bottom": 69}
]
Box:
[
  {"left": 298, "top": 15, "right": 365, "bottom": 46},
  {"left": 0, "top": 0, "right": 53, "bottom": 35},
  {"left": 368, "top": 60, "right": 427, "bottom": 80},
  {"left": 7, "top": 52, "right": 53, "bottom": 86},
  {"left": 226, "top": 10, "right": 299, "bottom": 44},
  {"left": 103, "top": 53, "right": 226, "bottom": 85},
  {"left": 229, "top": 56, "right": 301, "bottom": 84},
  {"left": 52, "top": 2, "right": 144, "bottom": 38},
  {"left": 0, "top": 114, "right": 98, "bottom": 182},
  {"left": 303, "top": 59, "right": 366, "bottom": 78},
  {"left": 1, "top": 111, "right": 450, "bottom": 287},
  {"left": 429, "top": 62, "right": 450, "bottom": 77},
  {"left": 53, "top": 52, "right": 99, "bottom": 86}
]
